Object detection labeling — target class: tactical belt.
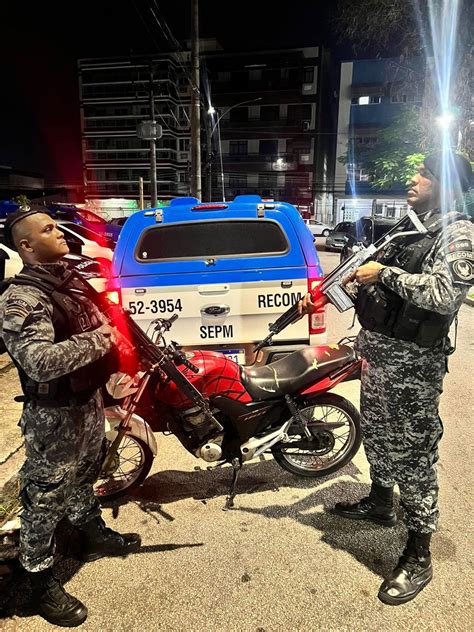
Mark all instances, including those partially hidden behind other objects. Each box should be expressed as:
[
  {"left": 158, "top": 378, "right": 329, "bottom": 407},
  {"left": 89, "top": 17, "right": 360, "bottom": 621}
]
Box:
[{"left": 15, "top": 390, "right": 96, "bottom": 408}]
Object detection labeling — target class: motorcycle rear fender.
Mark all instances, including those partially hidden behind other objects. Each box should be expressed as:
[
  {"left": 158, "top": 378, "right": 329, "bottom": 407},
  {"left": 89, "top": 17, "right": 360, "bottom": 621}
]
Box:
[
  {"left": 299, "top": 359, "right": 361, "bottom": 396},
  {"left": 104, "top": 405, "right": 158, "bottom": 456}
]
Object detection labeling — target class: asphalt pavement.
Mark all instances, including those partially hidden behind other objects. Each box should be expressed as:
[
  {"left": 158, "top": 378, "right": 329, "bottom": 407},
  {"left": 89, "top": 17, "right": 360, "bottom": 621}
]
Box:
[{"left": 0, "top": 240, "right": 473, "bottom": 631}]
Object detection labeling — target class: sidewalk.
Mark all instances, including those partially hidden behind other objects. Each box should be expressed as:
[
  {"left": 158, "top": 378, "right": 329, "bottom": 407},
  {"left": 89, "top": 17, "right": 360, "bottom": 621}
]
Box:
[{"left": 465, "top": 287, "right": 474, "bottom": 306}]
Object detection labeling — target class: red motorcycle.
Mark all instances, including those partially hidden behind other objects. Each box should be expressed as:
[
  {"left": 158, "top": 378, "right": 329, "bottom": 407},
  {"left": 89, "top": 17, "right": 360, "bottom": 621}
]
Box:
[{"left": 96, "top": 313, "right": 362, "bottom": 507}]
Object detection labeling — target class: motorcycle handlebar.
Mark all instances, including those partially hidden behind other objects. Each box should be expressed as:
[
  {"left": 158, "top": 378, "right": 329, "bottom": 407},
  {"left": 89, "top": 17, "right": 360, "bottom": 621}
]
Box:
[{"left": 181, "top": 357, "right": 200, "bottom": 374}]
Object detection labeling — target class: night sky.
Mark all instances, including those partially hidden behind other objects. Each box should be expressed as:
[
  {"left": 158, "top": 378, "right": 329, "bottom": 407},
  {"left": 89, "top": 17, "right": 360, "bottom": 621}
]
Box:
[{"left": 0, "top": 1, "right": 345, "bottom": 185}]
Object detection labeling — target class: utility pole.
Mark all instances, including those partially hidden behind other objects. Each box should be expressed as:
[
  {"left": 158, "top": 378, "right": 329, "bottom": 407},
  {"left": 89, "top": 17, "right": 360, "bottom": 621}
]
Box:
[
  {"left": 149, "top": 64, "right": 158, "bottom": 207},
  {"left": 190, "top": 0, "right": 201, "bottom": 199},
  {"left": 204, "top": 112, "right": 212, "bottom": 200},
  {"left": 139, "top": 176, "right": 144, "bottom": 209}
]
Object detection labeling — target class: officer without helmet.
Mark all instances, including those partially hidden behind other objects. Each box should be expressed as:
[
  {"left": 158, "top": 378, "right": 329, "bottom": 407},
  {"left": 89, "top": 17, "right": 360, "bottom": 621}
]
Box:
[{"left": 0, "top": 208, "right": 141, "bottom": 627}]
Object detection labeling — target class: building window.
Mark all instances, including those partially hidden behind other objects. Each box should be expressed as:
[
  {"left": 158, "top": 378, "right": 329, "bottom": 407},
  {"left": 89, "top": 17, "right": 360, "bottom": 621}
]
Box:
[
  {"left": 229, "top": 175, "right": 247, "bottom": 189},
  {"left": 229, "top": 140, "right": 248, "bottom": 155},
  {"left": 347, "top": 166, "right": 370, "bottom": 182},
  {"left": 258, "top": 173, "right": 278, "bottom": 195},
  {"left": 259, "top": 140, "right": 278, "bottom": 156},
  {"left": 229, "top": 107, "right": 248, "bottom": 122},
  {"left": 391, "top": 93, "right": 421, "bottom": 103},
  {"left": 260, "top": 105, "right": 280, "bottom": 122},
  {"left": 232, "top": 71, "right": 248, "bottom": 89},
  {"left": 287, "top": 103, "right": 312, "bottom": 124},
  {"left": 355, "top": 136, "right": 378, "bottom": 145},
  {"left": 179, "top": 138, "right": 190, "bottom": 152},
  {"left": 303, "top": 67, "right": 314, "bottom": 83},
  {"left": 352, "top": 95, "right": 382, "bottom": 105}
]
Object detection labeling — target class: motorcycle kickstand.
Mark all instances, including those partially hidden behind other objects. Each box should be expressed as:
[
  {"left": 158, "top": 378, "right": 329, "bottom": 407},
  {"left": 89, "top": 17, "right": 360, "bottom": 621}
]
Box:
[{"left": 224, "top": 458, "right": 242, "bottom": 511}]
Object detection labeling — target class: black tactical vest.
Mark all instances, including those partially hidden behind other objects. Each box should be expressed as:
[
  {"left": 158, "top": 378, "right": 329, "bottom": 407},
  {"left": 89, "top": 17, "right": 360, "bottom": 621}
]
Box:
[
  {"left": 355, "top": 211, "right": 466, "bottom": 348},
  {"left": 0, "top": 267, "right": 119, "bottom": 405}
]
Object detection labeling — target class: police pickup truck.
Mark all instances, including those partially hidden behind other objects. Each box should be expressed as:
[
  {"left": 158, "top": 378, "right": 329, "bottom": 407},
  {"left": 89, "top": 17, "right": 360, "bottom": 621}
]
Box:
[{"left": 107, "top": 195, "right": 326, "bottom": 365}]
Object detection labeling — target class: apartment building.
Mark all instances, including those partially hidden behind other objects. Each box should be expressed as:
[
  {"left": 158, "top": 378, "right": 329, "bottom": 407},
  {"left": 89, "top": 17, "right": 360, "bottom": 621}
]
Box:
[
  {"left": 78, "top": 53, "right": 192, "bottom": 202},
  {"left": 203, "top": 45, "right": 336, "bottom": 218},
  {"left": 78, "top": 42, "right": 336, "bottom": 216},
  {"left": 334, "top": 57, "right": 424, "bottom": 222}
]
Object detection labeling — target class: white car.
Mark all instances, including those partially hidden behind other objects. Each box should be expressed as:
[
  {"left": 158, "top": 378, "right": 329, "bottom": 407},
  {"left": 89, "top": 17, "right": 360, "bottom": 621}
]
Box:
[
  {"left": 0, "top": 241, "right": 107, "bottom": 292},
  {"left": 58, "top": 222, "right": 114, "bottom": 268},
  {"left": 304, "top": 219, "right": 332, "bottom": 237}
]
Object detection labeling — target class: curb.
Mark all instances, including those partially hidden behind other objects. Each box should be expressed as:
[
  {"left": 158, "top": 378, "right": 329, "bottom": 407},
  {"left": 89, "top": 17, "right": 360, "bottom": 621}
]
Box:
[{"left": 465, "top": 296, "right": 474, "bottom": 306}]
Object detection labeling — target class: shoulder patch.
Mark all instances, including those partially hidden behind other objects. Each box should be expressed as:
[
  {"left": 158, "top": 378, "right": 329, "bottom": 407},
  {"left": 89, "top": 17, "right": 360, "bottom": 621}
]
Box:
[
  {"left": 2, "top": 298, "right": 43, "bottom": 333},
  {"left": 445, "top": 251, "right": 474, "bottom": 284}
]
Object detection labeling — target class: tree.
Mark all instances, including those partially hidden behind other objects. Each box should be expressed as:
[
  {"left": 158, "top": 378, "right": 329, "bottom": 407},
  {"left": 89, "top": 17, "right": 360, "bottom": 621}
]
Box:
[
  {"left": 335, "top": 0, "right": 473, "bottom": 158},
  {"left": 340, "top": 107, "right": 427, "bottom": 189}
]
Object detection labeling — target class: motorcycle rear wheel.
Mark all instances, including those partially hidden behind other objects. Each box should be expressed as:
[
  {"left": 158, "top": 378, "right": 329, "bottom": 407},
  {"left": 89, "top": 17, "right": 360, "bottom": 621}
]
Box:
[
  {"left": 94, "top": 434, "right": 154, "bottom": 502},
  {"left": 271, "top": 393, "right": 361, "bottom": 477}
]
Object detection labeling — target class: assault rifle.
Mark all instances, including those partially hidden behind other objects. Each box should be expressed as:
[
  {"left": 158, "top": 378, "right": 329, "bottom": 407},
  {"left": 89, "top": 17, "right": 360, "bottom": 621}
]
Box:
[{"left": 254, "top": 209, "right": 428, "bottom": 352}]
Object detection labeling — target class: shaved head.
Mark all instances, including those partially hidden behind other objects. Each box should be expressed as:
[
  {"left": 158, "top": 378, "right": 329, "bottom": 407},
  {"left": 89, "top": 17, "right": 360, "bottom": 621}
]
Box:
[
  {"left": 9, "top": 213, "right": 70, "bottom": 264},
  {"left": 11, "top": 213, "right": 43, "bottom": 250}
]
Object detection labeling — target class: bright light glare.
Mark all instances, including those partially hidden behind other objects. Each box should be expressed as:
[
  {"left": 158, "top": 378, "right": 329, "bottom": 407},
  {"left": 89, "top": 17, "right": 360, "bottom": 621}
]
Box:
[
  {"left": 208, "top": 106, "right": 216, "bottom": 115},
  {"left": 276, "top": 158, "right": 284, "bottom": 165},
  {"left": 436, "top": 112, "right": 454, "bottom": 129}
]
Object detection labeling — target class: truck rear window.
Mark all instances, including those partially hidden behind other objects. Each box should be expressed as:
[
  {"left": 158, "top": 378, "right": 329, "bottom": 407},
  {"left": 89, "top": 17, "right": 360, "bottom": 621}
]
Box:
[{"left": 136, "top": 220, "right": 289, "bottom": 261}]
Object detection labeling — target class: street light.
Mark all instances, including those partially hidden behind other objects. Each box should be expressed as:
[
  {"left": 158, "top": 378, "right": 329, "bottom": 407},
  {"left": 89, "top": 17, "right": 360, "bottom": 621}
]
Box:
[
  {"left": 436, "top": 111, "right": 455, "bottom": 129},
  {"left": 208, "top": 97, "right": 262, "bottom": 201}
]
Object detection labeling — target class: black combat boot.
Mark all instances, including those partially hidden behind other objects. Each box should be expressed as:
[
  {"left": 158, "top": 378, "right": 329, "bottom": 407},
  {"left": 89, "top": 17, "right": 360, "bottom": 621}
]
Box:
[
  {"left": 332, "top": 482, "right": 397, "bottom": 526},
  {"left": 378, "top": 531, "right": 433, "bottom": 605},
  {"left": 29, "top": 568, "right": 88, "bottom": 627},
  {"left": 78, "top": 516, "right": 141, "bottom": 562}
]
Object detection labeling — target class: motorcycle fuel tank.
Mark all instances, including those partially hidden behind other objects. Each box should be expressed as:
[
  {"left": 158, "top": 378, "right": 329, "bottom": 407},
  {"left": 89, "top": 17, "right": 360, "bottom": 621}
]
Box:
[{"left": 154, "top": 350, "right": 252, "bottom": 408}]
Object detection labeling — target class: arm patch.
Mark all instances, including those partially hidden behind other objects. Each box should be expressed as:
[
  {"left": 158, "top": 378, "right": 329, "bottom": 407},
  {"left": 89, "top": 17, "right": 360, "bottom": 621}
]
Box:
[
  {"left": 2, "top": 298, "right": 43, "bottom": 333},
  {"left": 445, "top": 251, "right": 474, "bottom": 284}
]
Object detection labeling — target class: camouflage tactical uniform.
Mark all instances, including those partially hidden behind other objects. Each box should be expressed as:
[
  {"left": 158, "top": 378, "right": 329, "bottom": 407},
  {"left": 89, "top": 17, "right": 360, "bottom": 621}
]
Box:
[
  {"left": 0, "top": 262, "right": 115, "bottom": 572},
  {"left": 354, "top": 212, "right": 473, "bottom": 533}
]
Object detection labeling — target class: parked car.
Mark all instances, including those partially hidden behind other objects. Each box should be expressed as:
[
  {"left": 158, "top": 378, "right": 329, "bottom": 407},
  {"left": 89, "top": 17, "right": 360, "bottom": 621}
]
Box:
[
  {"left": 0, "top": 201, "right": 121, "bottom": 245},
  {"left": 0, "top": 201, "right": 21, "bottom": 219},
  {"left": 107, "top": 195, "right": 327, "bottom": 366},
  {"left": 304, "top": 219, "right": 332, "bottom": 237},
  {"left": 339, "top": 216, "right": 399, "bottom": 263},
  {"left": 109, "top": 217, "right": 129, "bottom": 227},
  {"left": 57, "top": 222, "right": 114, "bottom": 272},
  {"left": 0, "top": 226, "right": 106, "bottom": 292},
  {"left": 325, "top": 221, "right": 354, "bottom": 251},
  {"left": 0, "top": 219, "right": 113, "bottom": 276},
  {"left": 47, "top": 204, "right": 121, "bottom": 244}
]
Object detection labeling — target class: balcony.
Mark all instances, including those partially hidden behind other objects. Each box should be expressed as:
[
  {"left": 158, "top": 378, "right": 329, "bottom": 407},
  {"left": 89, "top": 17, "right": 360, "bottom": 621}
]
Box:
[
  {"left": 221, "top": 152, "right": 313, "bottom": 171},
  {"left": 212, "top": 79, "right": 303, "bottom": 96},
  {"left": 219, "top": 118, "right": 311, "bottom": 132}
]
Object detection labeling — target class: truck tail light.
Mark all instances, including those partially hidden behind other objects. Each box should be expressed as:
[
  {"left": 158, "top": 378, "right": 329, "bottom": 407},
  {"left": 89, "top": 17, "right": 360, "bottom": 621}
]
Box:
[{"left": 308, "top": 278, "right": 326, "bottom": 334}]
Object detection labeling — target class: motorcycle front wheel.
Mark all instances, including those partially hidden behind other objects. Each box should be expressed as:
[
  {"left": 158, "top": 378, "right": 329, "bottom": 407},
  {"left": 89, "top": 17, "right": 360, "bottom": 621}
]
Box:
[
  {"left": 94, "top": 434, "right": 154, "bottom": 501},
  {"left": 271, "top": 393, "right": 361, "bottom": 477}
]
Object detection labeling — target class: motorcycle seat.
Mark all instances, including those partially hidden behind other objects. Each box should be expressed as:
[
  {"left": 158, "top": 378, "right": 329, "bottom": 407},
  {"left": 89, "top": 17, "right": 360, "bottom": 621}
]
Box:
[{"left": 241, "top": 344, "right": 356, "bottom": 401}]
